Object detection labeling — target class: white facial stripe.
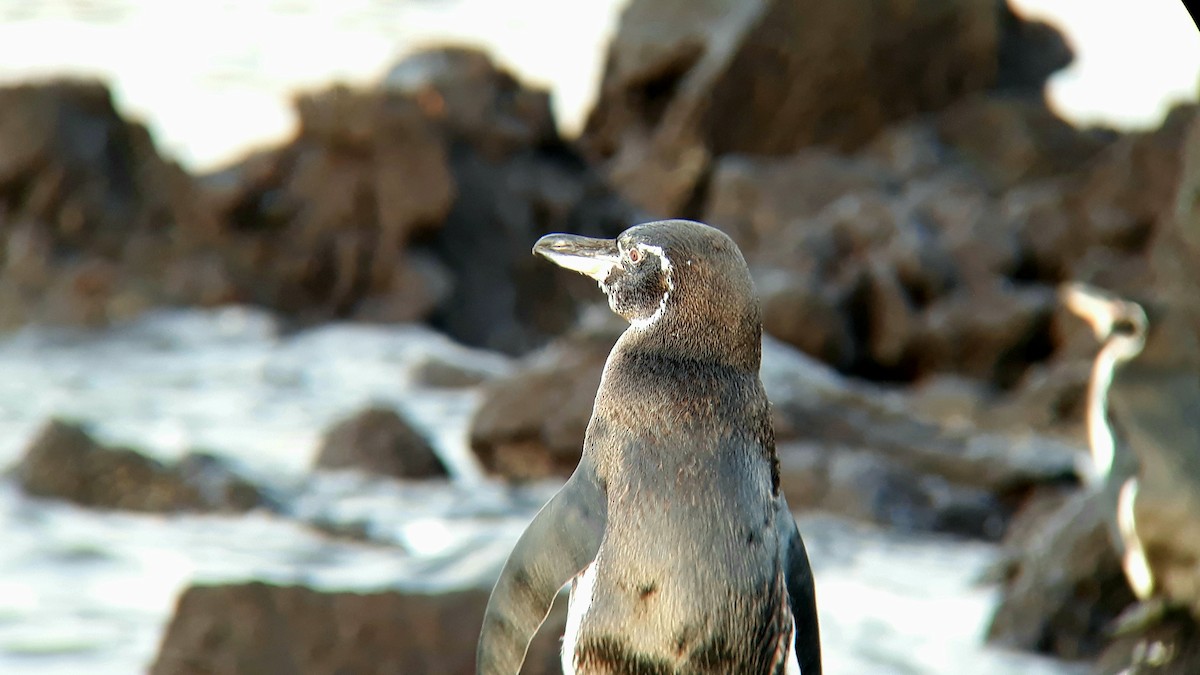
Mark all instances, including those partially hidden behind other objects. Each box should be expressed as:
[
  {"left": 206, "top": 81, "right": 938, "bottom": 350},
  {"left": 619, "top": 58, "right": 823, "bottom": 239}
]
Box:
[
  {"left": 629, "top": 243, "right": 673, "bottom": 330},
  {"left": 540, "top": 250, "right": 620, "bottom": 281}
]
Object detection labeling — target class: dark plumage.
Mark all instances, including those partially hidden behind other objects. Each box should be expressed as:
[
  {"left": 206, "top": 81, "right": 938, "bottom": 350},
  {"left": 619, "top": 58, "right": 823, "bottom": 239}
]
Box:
[{"left": 477, "top": 220, "right": 821, "bottom": 675}]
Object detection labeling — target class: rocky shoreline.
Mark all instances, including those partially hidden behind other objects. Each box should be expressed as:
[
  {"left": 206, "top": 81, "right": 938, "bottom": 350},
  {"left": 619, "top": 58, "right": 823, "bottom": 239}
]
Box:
[{"left": 2, "top": 0, "right": 1199, "bottom": 672}]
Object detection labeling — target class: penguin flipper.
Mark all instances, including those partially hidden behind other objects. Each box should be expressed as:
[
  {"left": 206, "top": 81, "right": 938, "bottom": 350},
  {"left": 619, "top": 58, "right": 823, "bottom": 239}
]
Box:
[
  {"left": 477, "top": 457, "right": 607, "bottom": 674},
  {"left": 777, "top": 497, "right": 821, "bottom": 675}
]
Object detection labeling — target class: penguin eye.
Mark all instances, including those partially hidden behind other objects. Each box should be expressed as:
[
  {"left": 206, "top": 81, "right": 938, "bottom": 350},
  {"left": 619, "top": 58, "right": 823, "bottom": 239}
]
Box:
[
  {"left": 627, "top": 247, "right": 641, "bottom": 263},
  {"left": 1112, "top": 318, "right": 1138, "bottom": 336}
]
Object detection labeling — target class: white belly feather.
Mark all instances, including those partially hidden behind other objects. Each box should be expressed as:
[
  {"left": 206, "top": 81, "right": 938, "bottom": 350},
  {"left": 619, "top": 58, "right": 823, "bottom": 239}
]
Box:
[{"left": 561, "top": 559, "right": 599, "bottom": 674}]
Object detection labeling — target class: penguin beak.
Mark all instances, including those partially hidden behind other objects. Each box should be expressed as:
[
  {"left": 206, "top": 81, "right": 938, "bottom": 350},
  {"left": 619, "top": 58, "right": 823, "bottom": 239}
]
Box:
[
  {"left": 1060, "top": 282, "right": 1120, "bottom": 339},
  {"left": 533, "top": 233, "right": 621, "bottom": 281}
]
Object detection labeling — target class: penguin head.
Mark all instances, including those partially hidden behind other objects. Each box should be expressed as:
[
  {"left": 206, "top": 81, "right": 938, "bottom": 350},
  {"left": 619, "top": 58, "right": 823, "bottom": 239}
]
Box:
[
  {"left": 1060, "top": 282, "right": 1148, "bottom": 359},
  {"left": 534, "top": 219, "right": 760, "bottom": 366}
]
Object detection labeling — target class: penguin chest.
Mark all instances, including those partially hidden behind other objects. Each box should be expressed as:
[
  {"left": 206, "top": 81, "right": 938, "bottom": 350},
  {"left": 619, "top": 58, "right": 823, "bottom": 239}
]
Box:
[
  {"left": 561, "top": 560, "right": 600, "bottom": 675},
  {"left": 558, "top": 556, "right": 798, "bottom": 674}
]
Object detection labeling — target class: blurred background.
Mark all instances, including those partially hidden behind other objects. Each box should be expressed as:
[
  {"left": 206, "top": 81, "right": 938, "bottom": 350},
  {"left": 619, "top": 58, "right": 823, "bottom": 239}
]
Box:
[{"left": 0, "top": 1, "right": 1198, "bottom": 673}]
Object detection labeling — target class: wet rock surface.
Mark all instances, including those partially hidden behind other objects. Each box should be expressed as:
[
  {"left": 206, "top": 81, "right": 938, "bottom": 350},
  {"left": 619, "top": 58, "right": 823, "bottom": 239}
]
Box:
[
  {"left": 14, "top": 419, "right": 267, "bottom": 513},
  {"left": 315, "top": 406, "right": 448, "bottom": 480},
  {"left": 150, "top": 582, "right": 566, "bottom": 675}
]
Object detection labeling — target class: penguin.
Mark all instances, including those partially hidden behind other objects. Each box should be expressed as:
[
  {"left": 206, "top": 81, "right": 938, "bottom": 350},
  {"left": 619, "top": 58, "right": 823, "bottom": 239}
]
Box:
[
  {"left": 1063, "top": 281, "right": 1200, "bottom": 621},
  {"left": 477, "top": 219, "right": 821, "bottom": 675},
  {"left": 1061, "top": 282, "right": 1153, "bottom": 597}
]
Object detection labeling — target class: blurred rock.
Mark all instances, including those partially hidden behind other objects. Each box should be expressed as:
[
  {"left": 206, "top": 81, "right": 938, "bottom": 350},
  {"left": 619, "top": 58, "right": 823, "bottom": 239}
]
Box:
[
  {"left": 384, "top": 47, "right": 557, "bottom": 159},
  {"left": 915, "top": 283, "right": 1055, "bottom": 388},
  {"left": 472, "top": 330, "right": 1075, "bottom": 538},
  {"left": 0, "top": 80, "right": 219, "bottom": 329},
  {"left": 409, "top": 354, "right": 497, "bottom": 388},
  {"left": 763, "top": 338, "right": 1079, "bottom": 493},
  {"left": 701, "top": 156, "right": 997, "bottom": 385},
  {"left": 994, "top": 3, "right": 1073, "bottom": 94},
  {"left": 0, "top": 56, "right": 637, "bottom": 355},
  {"left": 383, "top": 46, "right": 640, "bottom": 354},
  {"left": 176, "top": 452, "right": 272, "bottom": 513},
  {"left": 208, "top": 46, "right": 636, "bottom": 351},
  {"left": 1078, "top": 105, "right": 1197, "bottom": 262},
  {"left": 14, "top": 419, "right": 266, "bottom": 513},
  {"left": 470, "top": 322, "right": 620, "bottom": 481},
  {"left": 1143, "top": 107, "right": 1200, "bottom": 372},
  {"left": 315, "top": 407, "right": 448, "bottom": 480},
  {"left": 699, "top": 95, "right": 1138, "bottom": 396},
  {"left": 151, "top": 582, "right": 566, "bottom": 675},
  {"left": 581, "top": 0, "right": 1033, "bottom": 216},
  {"left": 1096, "top": 609, "right": 1200, "bottom": 675},
  {"left": 201, "top": 84, "right": 455, "bottom": 323},
  {"left": 778, "top": 441, "right": 1008, "bottom": 540},
  {"left": 936, "top": 95, "right": 1111, "bottom": 189},
  {"left": 987, "top": 490, "right": 1135, "bottom": 659}
]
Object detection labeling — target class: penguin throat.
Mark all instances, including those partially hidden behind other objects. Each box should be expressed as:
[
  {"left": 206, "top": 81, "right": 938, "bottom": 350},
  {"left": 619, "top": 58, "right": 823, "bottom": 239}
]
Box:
[
  {"left": 1084, "top": 334, "right": 1144, "bottom": 486},
  {"left": 1084, "top": 344, "right": 1119, "bottom": 486},
  {"left": 627, "top": 244, "right": 673, "bottom": 331}
]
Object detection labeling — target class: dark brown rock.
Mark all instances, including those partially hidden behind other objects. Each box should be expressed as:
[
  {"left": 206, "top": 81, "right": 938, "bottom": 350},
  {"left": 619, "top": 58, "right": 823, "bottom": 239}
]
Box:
[
  {"left": 764, "top": 338, "right": 1079, "bottom": 494},
  {"left": 1096, "top": 609, "right": 1200, "bottom": 675},
  {"left": 704, "top": 133, "right": 1077, "bottom": 388},
  {"left": 150, "top": 583, "right": 566, "bottom": 675},
  {"left": 756, "top": 267, "right": 858, "bottom": 370},
  {"left": 994, "top": 2, "right": 1073, "bottom": 94},
  {"left": 384, "top": 47, "right": 557, "bottom": 160},
  {"left": 0, "top": 80, "right": 218, "bottom": 329},
  {"left": 935, "top": 95, "right": 1110, "bottom": 188},
  {"left": 469, "top": 323, "right": 620, "bottom": 480},
  {"left": 201, "top": 46, "right": 637, "bottom": 351},
  {"left": 14, "top": 419, "right": 265, "bottom": 513},
  {"left": 386, "top": 47, "right": 638, "bottom": 354},
  {"left": 1144, "top": 107, "right": 1200, "bottom": 373},
  {"left": 1076, "top": 105, "right": 1197, "bottom": 261},
  {"left": 409, "top": 355, "right": 497, "bottom": 388},
  {"left": 0, "top": 60, "right": 636, "bottom": 356},
  {"left": 582, "top": 0, "right": 1014, "bottom": 216},
  {"left": 175, "top": 452, "right": 271, "bottom": 513},
  {"left": 914, "top": 283, "right": 1056, "bottom": 388},
  {"left": 201, "top": 84, "right": 455, "bottom": 323},
  {"left": 778, "top": 441, "right": 1008, "bottom": 539},
  {"left": 702, "top": 151, "right": 894, "bottom": 255},
  {"left": 315, "top": 407, "right": 448, "bottom": 480},
  {"left": 987, "top": 490, "right": 1135, "bottom": 659}
]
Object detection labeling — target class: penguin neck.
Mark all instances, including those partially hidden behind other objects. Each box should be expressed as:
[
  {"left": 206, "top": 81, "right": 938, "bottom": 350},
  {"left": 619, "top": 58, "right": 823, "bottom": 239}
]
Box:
[
  {"left": 618, "top": 310, "right": 763, "bottom": 373},
  {"left": 1086, "top": 338, "right": 1139, "bottom": 484}
]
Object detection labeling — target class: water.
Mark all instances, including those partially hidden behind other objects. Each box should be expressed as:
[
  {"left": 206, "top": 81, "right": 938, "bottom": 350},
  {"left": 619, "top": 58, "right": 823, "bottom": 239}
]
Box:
[{"left": 0, "top": 309, "right": 1086, "bottom": 673}]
